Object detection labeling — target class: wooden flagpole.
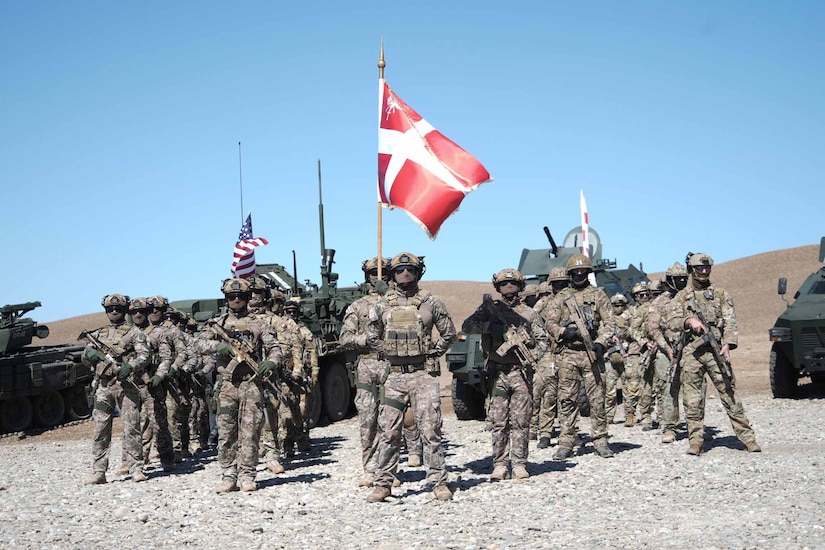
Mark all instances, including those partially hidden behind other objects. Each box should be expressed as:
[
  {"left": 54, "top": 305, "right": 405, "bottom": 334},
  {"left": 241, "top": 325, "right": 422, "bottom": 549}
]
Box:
[{"left": 377, "top": 38, "right": 386, "bottom": 280}]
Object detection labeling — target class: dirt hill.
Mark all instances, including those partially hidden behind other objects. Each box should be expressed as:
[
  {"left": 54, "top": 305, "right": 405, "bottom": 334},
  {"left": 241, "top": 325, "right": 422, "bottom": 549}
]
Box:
[{"left": 41, "top": 244, "right": 821, "bottom": 394}]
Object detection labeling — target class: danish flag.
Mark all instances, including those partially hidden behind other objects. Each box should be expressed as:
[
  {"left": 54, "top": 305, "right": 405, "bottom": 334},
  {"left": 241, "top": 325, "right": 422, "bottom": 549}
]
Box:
[{"left": 378, "top": 79, "right": 491, "bottom": 239}]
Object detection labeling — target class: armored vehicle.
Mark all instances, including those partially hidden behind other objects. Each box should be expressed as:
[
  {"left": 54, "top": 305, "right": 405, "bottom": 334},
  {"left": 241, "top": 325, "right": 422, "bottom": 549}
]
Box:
[
  {"left": 0, "top": 302, "right": 92, "bottom": 433},
  {"left": 768, "top": 237, "right": 825, "bottom": 398},
  {"left": 448, "top": 225, "right": 647, "bottom": 419}
]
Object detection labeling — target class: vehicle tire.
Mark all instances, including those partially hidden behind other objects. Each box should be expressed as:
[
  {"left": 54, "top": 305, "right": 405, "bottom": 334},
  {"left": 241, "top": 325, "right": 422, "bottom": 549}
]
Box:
[
  {"left": 306, "top": 382, "right": 322, "bottom": 429},
  {"left": 321, "top": 361, "right": 351, "bottom": 422},
  {"left": 64, "top": 385, "right": 93, "bottom": 421},
  {"left": 0, "top": 396, "right": 34, "bottom": 432},
  {"left": 578, "top": 384, "right": 591, "bottom": 418},
  {"left": 770, "top": 345, "right": 797, "bottom": 398},
  {"left": 451, "top": 377, "right": 485, "bottom": 420},
  {"left": 33, "top": 390, "right": 65, "bottom": 428}
]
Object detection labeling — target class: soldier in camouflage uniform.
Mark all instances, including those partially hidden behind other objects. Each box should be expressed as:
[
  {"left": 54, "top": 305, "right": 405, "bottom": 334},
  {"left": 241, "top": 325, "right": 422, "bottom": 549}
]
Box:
[
  {"left": 463, "top": 268, "right": 548, "bottom": 481},
  {"left": 545, "top": 255, "right": 616, "bottom": 460},
  {"left": 666, "top": 253, "right": 761, "bottom": 455},
  {"left": 119, "top": 297, "right": 176, "bottom": 474},
  {"left": 82, "top": 294, "right": 151, "bottom": 485},
  {"left": 531, "top": 266, "right": 569, "bottom": 448},
  {"left": 603, "top": 293, "right": 628, "bottom": 426},
  {"left": 631, "top": 283, "right": 659, "bottom": 430},
  {"left": 193, "top": 278, "right": 284, "bottom": 492},
  {"left": 182, "top": 316, "right": 211, "bottom": 455},
  {"left": 365, "top": 252, "right": 456, "bottom": 502},
  {"left": 614, "top": 292, "right": 643, "bottom": 427},
  {"left": 340, "top": 257, "right": 392, "bottom": 487},
  {"left": 283, "top": 298, "right": 319, "bottom": 453}
]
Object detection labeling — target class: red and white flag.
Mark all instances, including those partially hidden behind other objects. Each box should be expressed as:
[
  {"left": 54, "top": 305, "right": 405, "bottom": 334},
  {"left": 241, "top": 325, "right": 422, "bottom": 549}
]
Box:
[
  {"left": 231, "top": 214, "right": 268, "bottom": 279},
  {"left": 378, "top": 79, "right": 491, "bottom": 239},
  {"left": 580, "top": 190, "right": 597, "bottom": 285}
]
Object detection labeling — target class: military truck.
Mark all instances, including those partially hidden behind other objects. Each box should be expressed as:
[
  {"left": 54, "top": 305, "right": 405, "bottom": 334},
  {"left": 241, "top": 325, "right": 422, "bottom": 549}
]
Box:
[
  {"left": 768, "top": 237, "right": 825, "bottom": 398},
  {"left": 448, "top": 225, "right": 647, "bottom": 419},
  {"left": 0, "top": 301, "right": 93, "bottom": 433}
]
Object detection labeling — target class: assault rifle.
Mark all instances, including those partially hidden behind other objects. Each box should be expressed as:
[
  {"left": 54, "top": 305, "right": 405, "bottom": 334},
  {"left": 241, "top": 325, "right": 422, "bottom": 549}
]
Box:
[
  {"left": 667, "top": 331, "right": 686, "bottom": 398},
  {"left": 78, "top": 330, "right": 121, "bottom": 378},
  {"left": 496, "top": 324, "right": 538, "bottom": 367},
  {"left": 564, "top": 297, "right": 604, "bottom": 384},
  {"left": 686, "top": 294, "right": 734, "bottom": 395}
]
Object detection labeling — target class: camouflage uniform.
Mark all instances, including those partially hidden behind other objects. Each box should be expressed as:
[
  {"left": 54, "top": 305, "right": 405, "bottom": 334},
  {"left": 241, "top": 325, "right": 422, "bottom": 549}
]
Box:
[
  {"left": 159, "top": 317, "right": 190, "bottom": 461},
  {"left": 462, "top": 271, "right": 547, "bottom": 479},
  {"left": 666, "top": 254, "right": 759, "bottom": 453},
  {"left": 294, "top": 319, "right": 319, "bottom": 449},
  {"left": 193, "top": 304, "right": 283, "bottom": 490},
  {"left": 183, "top": 324, "right": 212, "bottom": 453},
  {"left": 603, "top": 296, "right": 628, "bottom": 425},
  {"left": 365, "top": 256, "right": 456, "bottom": 500},
  {"left": 341, "top": 287, "right": 389, "bottom": 479},
  {"left": 616, "top": 306, "right": 642, "bottom": 425},
  {"left": 82, "top": 297, "right": 151, "bottom": 483},
  {"left": 544, "top": 256, "right": 616, "bottom": 458},
  {"left": 633, "top": 290, "right": 659, "bottom": 428}
]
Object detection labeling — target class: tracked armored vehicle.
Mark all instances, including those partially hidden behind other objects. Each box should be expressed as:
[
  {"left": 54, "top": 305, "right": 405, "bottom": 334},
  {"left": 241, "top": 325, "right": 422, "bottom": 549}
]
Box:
[
  {"left": 448, "top": 225, "right": 647, "bottom": 420},
  {"left": 0, "top": 302, "right": 92, "bottom": 433},
  {"left": 769, "top": 237, "right": 825, "bottom": 398}
]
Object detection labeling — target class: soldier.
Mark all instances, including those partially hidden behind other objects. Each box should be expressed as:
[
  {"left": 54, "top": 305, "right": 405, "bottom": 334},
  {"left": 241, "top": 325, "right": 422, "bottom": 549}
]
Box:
[
  {"left": 121, "top": 297, "right": 176, "bottom": 474},
  {"left": 340, "top": 257, "right": 392, "bottom": 487},
  {"left": 603, "top": 293, "right": 629, "bottom": 425},
  {"left": 182, "top": 316, "right": 211, "bottom": 455},
  {"left": 667, "top": 253, "right": 761, "bottom": 455},
  {"left": 463, "top": 268, "right": 548, "bottom": 481},
  {"left": 631, "top": 282, "right": 659, "bottom": 431},
  {"left": 531, "top": 266, "right": 569, "bottom": 448},
  {"left": 82, "top": 294, "right": 151, "bottom": 484},
  {"left": 365, "top": 252, "right": 456, "bottom": 502},
  {"left": 193, "top": 278, "right": 283, "bottom": 492},
  {"left": 544, "top": 255, "right": 616, "bottom": 460},
  {"left": 283, "top": 298, "right": 319, "bottom": 453}
]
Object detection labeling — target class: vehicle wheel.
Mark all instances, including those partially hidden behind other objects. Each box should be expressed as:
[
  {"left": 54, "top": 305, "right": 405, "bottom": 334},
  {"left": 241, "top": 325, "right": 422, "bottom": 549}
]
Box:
[
  {"left": 0, "top": 396, "right": 34, "bottom": 432},
  {"left": 64, "top": 385, "right": 93, "bottom": 421},
  {"left": 306, "top": 382, "right": 322, "bottom": 429},
  {"left": 33, "top": 390, "right": 66, "bottom": 428},
  {"left": 770, "top": 345, "right": 797, "bottom": 398},
  {"left": 451, "top": 377, "right": 485, "bottom": 420},
  {"left": 578, "top": 384, "right": 591, "bottom": 418},
  {"left": 321, "top": 361, "right": 351, "bottom": 422}
]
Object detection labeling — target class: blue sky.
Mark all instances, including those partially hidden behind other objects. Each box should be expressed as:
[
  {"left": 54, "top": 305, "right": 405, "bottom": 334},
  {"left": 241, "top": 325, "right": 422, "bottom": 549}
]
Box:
[{"left": 2, "top": 1, "right": 823, "bottom": 322}]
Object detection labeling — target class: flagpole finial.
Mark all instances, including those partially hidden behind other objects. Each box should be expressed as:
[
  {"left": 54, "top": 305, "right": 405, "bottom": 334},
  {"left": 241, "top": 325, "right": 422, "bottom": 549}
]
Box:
[{"left": 377, "top": 37, "right": 385, "bottom": 79}]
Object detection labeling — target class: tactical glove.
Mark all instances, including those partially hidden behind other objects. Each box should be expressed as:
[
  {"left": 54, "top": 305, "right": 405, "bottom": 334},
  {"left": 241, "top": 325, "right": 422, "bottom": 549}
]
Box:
[
  {"left": 593, "top": 343, "right": 606, "bottom": 360},
  {"left": 562, "top": 326, "right": 580, "bottom": 343},
  {"left": 84, "top": 348, "right": 105, "bottom": 363},
  {"left": 117, "top": 362, "right": 134, "bottom": 380},
  {"left": 216, "top": 342, "right": 234, "bottom": 360},
  {"left": 257, "top": 360, "right": 276, "bottom": 378},
  {"left": 149, "top": 375, "right": 163, "bottom": 388}
]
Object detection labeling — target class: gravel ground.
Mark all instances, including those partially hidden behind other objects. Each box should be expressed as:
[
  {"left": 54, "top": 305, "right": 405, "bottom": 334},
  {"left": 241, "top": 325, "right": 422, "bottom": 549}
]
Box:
[{"left": 1, "top": 390, "right": 824, "bottom": 549}]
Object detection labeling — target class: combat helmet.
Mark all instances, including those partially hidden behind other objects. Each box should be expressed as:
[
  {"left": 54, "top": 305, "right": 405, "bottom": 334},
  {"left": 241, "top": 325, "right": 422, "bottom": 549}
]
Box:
[
  {"left": 221, "top": 277, "right": 252, "bottom": 295},
  {"left": 389, "top": 252, "right": 425, "bottom": 279},
  {"left": 148, "top": 296, "right": 169, "bottom": 311},
  {"left": 665, "top": 261, "right": 689, "bottom": 291},
  {"left": 130, "top": 297, "right": 150, "bottom": 313},
  {"left": 610, "top": 293, "right": 628, "bottom": 306},
  {"left": 648, "top": 279, "right": 664, "bottom": 295},
  {"left": 362, "top": 257, "right": 391, "bottom": 282},
  {"left": 566, "top": 254, "right": 593, "bottom": 288},
  {"left": 101, "top": 293, "right": 130, "bottom": 310},
  {"left": 548, "top": 267, "right": 568, "bottom": 282},
  {"left": 492, "top": 268, "right": 526, "bottom": 291},
  {"left": 686, "top": 252, "right": 713, "bottom": 283}
]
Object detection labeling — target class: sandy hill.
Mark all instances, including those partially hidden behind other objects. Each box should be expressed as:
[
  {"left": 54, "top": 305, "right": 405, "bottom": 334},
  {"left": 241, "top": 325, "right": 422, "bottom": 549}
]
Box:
[{"left": 41, "top": 244, "right": 821, "bottom": 394}]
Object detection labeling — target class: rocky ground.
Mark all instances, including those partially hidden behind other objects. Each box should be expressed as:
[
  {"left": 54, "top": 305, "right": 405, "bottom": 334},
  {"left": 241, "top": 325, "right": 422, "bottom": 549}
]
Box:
[{"left": 1, "top": 388, "right": 824, "bottom": 549}]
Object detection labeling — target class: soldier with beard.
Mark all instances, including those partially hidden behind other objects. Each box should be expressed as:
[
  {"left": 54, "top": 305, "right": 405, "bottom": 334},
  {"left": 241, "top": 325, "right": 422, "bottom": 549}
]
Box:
[
  {"left": 544, "top": 255, "right": 616, "bottom": 460},
  {"left": 530, "top": 266, "right": 569, "bottom": 448},
  {"left": 82, "top": 294, "right": 151, "bottom": 484},
  {"left": 667, "top": 253, "right": 760, "bottom": 455},
  {"left": 463, "top": 268, "right": 548, "bottom": 481},
  {"left": 365, "top": 252, "right": 456, "bottom": 502}
]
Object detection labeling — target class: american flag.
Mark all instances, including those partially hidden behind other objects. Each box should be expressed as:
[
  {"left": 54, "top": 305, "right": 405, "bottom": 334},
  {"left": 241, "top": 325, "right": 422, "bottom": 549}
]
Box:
[{"left": 231, "top": 214, "right": 268, "bottom": 279}]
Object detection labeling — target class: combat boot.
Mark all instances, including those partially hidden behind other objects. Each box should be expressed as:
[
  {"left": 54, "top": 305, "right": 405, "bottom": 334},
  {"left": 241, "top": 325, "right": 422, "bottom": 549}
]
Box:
[
  {"left": 366, "top": 486, "right": 391, "bottom": 503},
  {"left": 512, "top": 464, "right": 530, "bottom": 480},
  {"left": 83, "top": 472, "right": 107, "bottom": 485},
  {"left": 215, "top": 477, "right": 238, "bottom": 494},
  {"left": 407, "top": 454, "right": 422, "bottom": 468},
  {"left": 115, "top": 464, "right": 130, "bottom": 476},
  {"left": 181, "top": 448, "right": 193, "bottom": 459},
  {"left": 189, "top": 442, "right": 202, "bottom": 456},
  {"left": 266, "top": 459, "right": 285, "bottom": 474},
  {"left": 624, "top": 412, "right": 636, "bottom": 427},
  {"left": 358, "top": 473, "right": 375, "bottom": 487},
  {"left": 745, "top": 441, "right": 762, "bottom": 453},
  {"left": 132, "top": 469, "right": 147, "bottom": 483},
  {"left": 173, "top": 450, "right": 183, "bottom": 463},
  {"left": 296, "top": 437, "right": 312, "bottom": 453},
  {"left": 594, "top": 440, "right": 614, "bottom": 458},
  {"left": 433, "top": 484, "right": 453, "bottom": 501},
  {"left": 537, "top": 436, "right": 551, "bottom": 449},
  {"left": 240, "top": 479, "right": 257, "bottom": 492},
  {"left": 490, "top": 464, "right": 509, "bottom": 481},
  {"left": 392, "top": 475, "right": 401, "bottom": 488},
  {"left": 553, "top": 447, "right": 574, "bottom": 461},
  {"left": 686, "top": 442, "right": 702, "bottom": 456},
  {"left": 661, "top": 431, "right": 676, "bottom": 444}
]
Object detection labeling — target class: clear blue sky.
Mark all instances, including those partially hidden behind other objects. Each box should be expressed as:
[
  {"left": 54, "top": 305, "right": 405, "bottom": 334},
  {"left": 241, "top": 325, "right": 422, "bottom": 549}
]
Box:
[{"left": 2, "top": 1, "right": 823, "bottom": 322}]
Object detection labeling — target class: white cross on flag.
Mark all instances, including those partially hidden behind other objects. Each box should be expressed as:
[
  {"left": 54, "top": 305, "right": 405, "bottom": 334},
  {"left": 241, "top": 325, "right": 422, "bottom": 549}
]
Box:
[
  {"left": 378, "top": 79, "right": 492, "bottom": 239},
  {"left": 231, "top": 214, "right": 268, "bottom": 279}
]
